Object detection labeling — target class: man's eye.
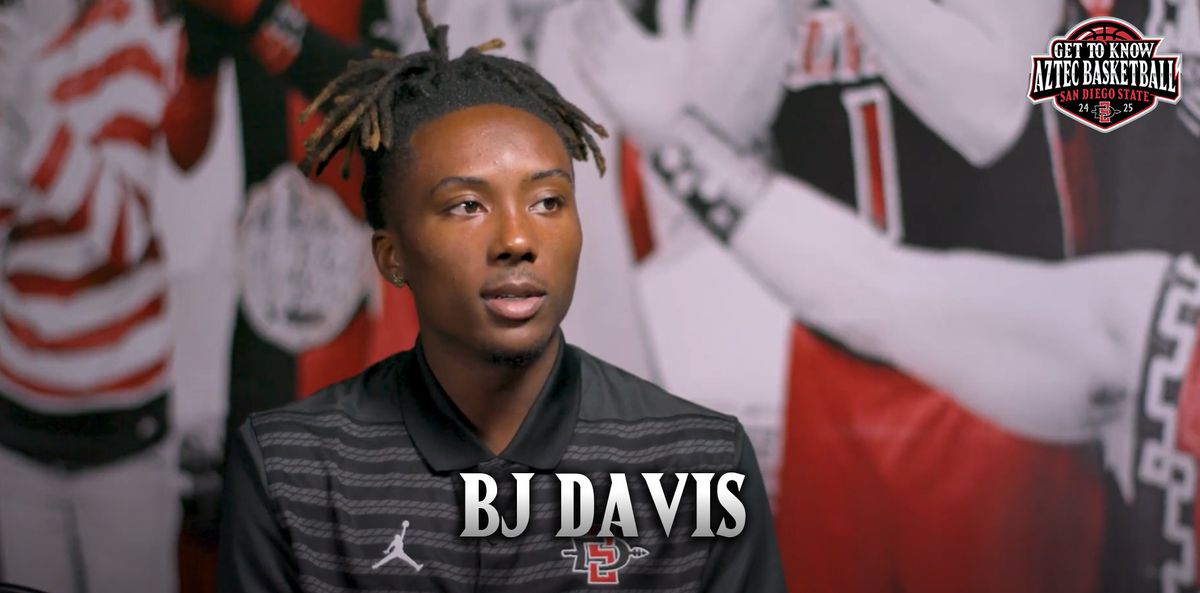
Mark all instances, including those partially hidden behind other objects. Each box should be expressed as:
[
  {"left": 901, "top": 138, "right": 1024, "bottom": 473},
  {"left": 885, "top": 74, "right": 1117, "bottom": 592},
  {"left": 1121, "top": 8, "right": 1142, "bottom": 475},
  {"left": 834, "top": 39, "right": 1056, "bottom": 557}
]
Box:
[
  {"left": 533, "top": 196, "right": 565, "bottom": 212},
  {"left": 448, "top": 200, "right": 484, "bottom": 215}
]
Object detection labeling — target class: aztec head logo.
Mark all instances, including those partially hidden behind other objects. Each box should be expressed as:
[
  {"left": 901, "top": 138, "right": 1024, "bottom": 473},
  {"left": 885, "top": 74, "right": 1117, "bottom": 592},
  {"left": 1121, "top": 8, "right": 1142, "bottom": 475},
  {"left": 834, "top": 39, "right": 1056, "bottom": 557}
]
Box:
[
  {"left": 1029, "top": 17, "right": 1181, "bottom": 132},
  {"left": 561, "top": 536, "right": 650, "bottom": 585}
]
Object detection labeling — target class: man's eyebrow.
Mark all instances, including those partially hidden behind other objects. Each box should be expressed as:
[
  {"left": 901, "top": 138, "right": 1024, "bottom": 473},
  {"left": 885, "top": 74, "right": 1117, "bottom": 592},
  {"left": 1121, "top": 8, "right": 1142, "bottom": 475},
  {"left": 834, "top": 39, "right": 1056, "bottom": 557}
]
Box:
[
  {"left": 429, "top": 170, "right": 571, "bottom": 195},
  {"left": 429, "top": 175, "right": 487, "bottom": 196},
  {"left": 529, "top": 168, "right": 572, "bottom": 183}
]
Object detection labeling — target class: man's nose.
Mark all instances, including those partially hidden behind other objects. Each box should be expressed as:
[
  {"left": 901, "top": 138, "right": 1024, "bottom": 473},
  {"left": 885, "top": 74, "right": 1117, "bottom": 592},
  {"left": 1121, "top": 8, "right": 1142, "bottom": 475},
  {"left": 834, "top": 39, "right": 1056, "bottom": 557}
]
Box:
[{"left": 489, "top": 204, "right": 537, "bottom": 264}]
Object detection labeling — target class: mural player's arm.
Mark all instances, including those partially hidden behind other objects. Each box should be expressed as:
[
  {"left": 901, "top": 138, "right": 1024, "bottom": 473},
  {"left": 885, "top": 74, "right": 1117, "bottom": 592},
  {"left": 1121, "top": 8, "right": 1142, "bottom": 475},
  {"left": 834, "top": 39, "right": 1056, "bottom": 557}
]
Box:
[
  {"left": 182, "top": 0, "right": 371, "bottom": 99},
  {"left": 650, "top": 113, "right": 1168, "bottom": 445},
  {"left": 831, "top": 0, "right": 1062, "bottom": 165},
  {"left": 569, "top": 0, "right": 794, "bottom": 152},
  {"left": 163, "top": 4, "right": 233, "bottom": 171}
]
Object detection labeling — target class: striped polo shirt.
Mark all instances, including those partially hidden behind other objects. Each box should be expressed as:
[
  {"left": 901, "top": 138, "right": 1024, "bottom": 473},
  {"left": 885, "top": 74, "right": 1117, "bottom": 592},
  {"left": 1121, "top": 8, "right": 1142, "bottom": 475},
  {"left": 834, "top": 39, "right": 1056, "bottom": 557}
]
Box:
[{"left": 217, "top": 334, "right": 785, "bottom": 592}]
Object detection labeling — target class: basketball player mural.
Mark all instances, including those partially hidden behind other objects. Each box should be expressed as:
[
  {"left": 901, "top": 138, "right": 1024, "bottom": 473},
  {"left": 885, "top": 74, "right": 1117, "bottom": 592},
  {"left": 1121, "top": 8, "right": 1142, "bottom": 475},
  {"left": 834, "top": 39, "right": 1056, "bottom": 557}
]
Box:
[
  {"left": 1064, "top": 1, "right": 1200, "bottom": 591},
  {"left": 170, "top": 0, "right": 453, "bottom": 460},
  {"left": 568, "top": 0, "right": 1197, "bottom": 592},
  {"left": 0, "top": 0, "right": 183, "bottom": 592}
]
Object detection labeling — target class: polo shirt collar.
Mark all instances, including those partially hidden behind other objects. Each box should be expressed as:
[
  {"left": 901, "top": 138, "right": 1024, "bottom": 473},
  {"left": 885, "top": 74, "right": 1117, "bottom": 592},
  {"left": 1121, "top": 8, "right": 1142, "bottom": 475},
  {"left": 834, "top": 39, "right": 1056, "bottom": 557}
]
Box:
[{"left": 396, "top": 331, "right": 581, "bottom": 473}]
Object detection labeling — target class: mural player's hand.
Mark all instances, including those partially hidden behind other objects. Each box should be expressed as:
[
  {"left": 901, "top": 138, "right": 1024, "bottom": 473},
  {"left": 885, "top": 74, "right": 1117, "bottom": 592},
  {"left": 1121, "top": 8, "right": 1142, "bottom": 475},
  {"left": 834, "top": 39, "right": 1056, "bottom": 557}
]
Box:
[
  {"left": 569, "top": 0, "right": 691, "bottom": 151},
  {"left": 648, "top": 112, "right": 773, "bottom": 243},
  {"left": 182, "top": 0, "right": 268, "bottom": 29},
  {"left": 684, "top": 0, "right": 794, "bottom": 151},
  {"left": 180, "top": 1, "right": 239, "bottom": 77}
]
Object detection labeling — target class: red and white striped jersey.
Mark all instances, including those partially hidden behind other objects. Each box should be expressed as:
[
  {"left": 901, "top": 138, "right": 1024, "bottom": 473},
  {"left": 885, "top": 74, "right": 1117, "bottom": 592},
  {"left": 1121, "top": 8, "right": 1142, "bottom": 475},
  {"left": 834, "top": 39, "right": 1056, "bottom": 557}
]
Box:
[{"left": 0, "top": 0, "right": 177, "bottom": 414}]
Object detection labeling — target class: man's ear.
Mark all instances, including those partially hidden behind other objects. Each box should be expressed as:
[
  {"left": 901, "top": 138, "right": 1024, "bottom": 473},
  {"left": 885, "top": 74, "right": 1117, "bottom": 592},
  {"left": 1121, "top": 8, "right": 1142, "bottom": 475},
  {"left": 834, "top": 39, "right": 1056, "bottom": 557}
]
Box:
[{"left": 372, "top": 229, "right": 406, "bottom": 285}]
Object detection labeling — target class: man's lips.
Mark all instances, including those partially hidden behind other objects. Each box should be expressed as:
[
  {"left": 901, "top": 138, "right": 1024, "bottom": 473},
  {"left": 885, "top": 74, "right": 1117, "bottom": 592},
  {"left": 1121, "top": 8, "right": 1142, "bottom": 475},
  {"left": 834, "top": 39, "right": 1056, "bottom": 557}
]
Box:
[
  {"left": 481, "top": 281, "right": 547, "bottom": 322},
  {"left": 482, "top": 295, "right": 545, "bottom": 321}
]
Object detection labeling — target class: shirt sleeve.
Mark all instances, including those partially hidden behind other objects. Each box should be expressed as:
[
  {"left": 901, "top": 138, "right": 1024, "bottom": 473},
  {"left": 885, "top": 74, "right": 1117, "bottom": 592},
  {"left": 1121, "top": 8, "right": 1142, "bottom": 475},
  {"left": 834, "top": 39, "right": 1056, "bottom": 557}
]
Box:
[
  {"left": 217, "top": 421, "right": 300, "bottom": 593},
  {"left": 698, "top": 424, "right": 788, "bottom": 592}
]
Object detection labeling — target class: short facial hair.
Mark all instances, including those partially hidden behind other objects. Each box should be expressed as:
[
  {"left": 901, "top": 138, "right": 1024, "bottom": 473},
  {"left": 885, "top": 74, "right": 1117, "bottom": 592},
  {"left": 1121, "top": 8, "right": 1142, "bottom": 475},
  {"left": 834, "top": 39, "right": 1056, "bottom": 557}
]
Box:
[{"left": 488, "top": 331, "right": 554, "bottom": 368}]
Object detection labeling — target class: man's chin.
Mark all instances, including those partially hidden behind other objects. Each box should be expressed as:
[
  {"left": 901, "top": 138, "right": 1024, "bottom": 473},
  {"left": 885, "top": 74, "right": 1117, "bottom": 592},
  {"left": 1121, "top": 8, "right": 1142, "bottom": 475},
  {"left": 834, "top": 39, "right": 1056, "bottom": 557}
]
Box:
[{"left": 485, "top": 327, "right": 557, "bottom": 368}]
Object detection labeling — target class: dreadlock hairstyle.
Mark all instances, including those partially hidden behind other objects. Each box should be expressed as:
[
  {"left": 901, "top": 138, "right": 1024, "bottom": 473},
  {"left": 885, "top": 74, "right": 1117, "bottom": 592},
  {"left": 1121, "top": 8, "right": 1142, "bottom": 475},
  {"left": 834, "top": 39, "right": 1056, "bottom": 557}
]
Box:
[{"left": 298, "top": 0, "right": 608, "bottom": 230}]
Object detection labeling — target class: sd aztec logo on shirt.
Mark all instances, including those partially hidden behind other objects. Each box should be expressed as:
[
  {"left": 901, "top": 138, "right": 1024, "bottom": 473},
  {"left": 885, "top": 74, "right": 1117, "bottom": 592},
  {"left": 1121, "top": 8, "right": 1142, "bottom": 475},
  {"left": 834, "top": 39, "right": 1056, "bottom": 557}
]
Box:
[
  {"left": 561, "top": 536, "right": 650, "bottom": 585},
  {"left": 1029, "top": 16, "right": 1180, "bottom": 132}
]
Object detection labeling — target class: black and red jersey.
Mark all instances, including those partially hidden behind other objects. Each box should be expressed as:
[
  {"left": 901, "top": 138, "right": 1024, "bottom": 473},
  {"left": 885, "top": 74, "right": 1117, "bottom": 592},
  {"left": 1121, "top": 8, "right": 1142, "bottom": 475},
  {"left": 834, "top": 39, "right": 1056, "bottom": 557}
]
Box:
[
  {"left": 770, "top": 3, "right": 1068, "bottom": 259},
  {"left": 768, "top": 5, "right": 1104, "bottom": 593},
  {"left": 221, "top": 0, "right": 418, "bottom": 439}
]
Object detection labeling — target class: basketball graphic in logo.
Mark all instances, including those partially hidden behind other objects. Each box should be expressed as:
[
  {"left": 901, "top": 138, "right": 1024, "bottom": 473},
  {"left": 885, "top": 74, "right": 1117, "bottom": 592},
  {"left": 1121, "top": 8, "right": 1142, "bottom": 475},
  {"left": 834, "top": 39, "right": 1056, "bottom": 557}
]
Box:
[{"left": 1074, "top": 22, "right": 1136, "bottom": 42}]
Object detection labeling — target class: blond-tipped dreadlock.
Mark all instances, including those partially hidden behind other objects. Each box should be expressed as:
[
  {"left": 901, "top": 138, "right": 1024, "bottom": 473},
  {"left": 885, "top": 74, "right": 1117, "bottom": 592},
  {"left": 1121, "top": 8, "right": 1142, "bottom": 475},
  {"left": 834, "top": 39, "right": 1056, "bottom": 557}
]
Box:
[{"left": 298, "top": 0, "right": 608, "bottom": 229}]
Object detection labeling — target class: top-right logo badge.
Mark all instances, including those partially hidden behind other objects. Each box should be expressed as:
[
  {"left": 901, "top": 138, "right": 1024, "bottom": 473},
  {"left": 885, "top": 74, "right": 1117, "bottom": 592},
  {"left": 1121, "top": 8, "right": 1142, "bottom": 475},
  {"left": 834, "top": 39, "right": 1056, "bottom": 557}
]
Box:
[{"left": 1029, "top": 17, "right": 1181, "bottom": 132}]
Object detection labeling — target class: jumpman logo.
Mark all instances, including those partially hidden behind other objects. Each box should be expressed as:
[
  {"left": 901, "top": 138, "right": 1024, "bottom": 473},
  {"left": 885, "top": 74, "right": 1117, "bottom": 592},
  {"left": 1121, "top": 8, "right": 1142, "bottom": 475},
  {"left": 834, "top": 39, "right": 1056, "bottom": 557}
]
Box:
[{"left": 371, "top": 520, "right": 424, "bottom": 572}]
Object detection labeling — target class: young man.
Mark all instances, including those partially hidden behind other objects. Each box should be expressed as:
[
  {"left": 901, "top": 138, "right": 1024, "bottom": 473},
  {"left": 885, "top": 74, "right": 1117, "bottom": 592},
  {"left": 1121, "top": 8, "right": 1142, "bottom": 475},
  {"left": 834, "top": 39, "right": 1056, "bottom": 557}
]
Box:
[
  {"left": 170, "top": 0, "right": 654, "bottom": 458},
  {"left": 215, "top": 3, "right": 784, "bottom": 591}
]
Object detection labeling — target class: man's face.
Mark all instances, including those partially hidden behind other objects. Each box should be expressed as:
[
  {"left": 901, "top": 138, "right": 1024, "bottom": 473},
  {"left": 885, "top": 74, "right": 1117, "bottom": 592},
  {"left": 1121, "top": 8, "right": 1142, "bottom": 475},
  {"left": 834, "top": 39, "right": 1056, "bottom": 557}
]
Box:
[{"left": 373, "top": 104, "right": 582, "bottom": 365}]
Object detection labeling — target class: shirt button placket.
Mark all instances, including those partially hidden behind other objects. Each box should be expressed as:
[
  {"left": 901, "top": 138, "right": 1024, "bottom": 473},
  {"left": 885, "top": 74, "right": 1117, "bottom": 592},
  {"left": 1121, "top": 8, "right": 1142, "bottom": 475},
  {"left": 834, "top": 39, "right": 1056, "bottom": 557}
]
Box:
[{"left": 453, "top": 469, "right": 486, "bottom": 593}]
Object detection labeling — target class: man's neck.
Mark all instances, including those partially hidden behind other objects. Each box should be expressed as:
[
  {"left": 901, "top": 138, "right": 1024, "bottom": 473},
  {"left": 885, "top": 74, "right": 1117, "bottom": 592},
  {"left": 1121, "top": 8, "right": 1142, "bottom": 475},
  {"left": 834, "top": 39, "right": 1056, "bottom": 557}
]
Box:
[{"left": 420, "top": 331, "right": 561, "bottom": 456}]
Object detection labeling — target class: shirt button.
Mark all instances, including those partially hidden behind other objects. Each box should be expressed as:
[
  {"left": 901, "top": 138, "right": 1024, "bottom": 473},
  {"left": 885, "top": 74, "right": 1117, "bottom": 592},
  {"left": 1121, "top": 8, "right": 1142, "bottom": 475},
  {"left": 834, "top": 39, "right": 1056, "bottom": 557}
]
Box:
[{"left": 137, "top": 416, "right": 159, "bottom": 439}]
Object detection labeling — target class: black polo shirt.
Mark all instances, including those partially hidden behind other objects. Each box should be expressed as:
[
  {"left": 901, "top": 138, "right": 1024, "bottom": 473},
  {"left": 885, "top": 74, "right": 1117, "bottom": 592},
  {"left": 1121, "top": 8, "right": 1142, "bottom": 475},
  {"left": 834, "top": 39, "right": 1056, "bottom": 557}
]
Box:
[{"left": 216, "top": 334, "right": 786, "bottom": 592}]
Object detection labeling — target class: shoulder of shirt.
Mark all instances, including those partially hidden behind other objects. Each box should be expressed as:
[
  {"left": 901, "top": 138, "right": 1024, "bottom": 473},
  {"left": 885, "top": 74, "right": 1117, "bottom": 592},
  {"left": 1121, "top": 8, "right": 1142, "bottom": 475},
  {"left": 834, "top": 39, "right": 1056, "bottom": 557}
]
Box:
[
  {"left": 569, "top": 343, "right": 744, "bottom": 431},
  {"left": 244, "top": 348, "right": 412, "bottom": 433}
]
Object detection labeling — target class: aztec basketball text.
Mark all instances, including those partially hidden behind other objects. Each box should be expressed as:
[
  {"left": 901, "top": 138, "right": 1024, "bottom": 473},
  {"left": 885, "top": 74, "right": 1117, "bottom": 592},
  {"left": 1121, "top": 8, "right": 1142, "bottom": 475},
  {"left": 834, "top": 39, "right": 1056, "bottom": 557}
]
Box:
[{"left": 1031, "top": 41, "right": 1177, "bottom": 96}]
